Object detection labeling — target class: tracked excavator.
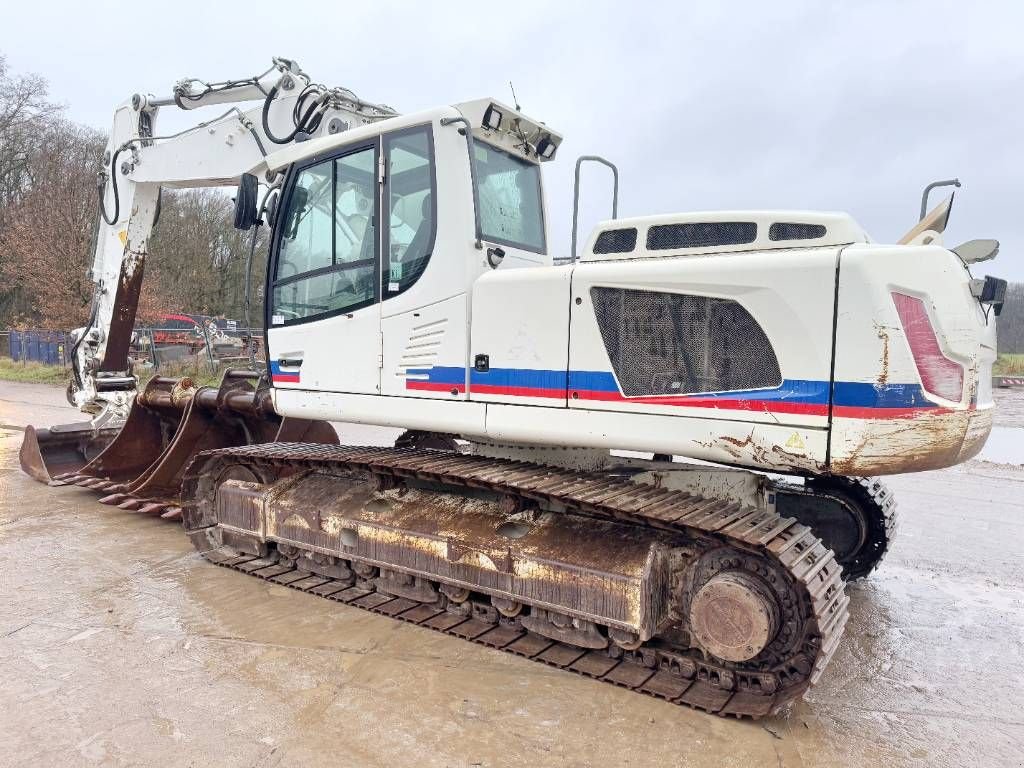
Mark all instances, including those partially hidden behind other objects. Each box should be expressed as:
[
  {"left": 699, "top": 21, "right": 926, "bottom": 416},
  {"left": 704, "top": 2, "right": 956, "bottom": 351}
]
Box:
[{"left": 19, "top": 58, "right": 1006, "bottom": 718}]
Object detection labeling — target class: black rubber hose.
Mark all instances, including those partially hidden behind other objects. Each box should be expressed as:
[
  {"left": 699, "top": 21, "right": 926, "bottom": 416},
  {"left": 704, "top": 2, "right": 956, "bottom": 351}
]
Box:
[
  {"left": 262, "top": 84, "right": 302, "bottom": 144},
  {"left": 98, "top": 146, "right": 126, "bottom": 225},
  {"left": 262, "top": 83, "right": 329, "bottom": 145}
]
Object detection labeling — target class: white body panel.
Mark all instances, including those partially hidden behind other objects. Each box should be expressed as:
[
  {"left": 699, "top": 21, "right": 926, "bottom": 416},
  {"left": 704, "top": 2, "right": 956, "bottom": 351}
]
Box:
[
  {"left": 580, "top": 210, "right": 868, "bottom": 263},
  {"left": 265, "top": 114, "right": 846, "bottom": 473},
  {"left": 566, "top": 247, "right": 839, "bottom": 430},
  {"left": 829, "top": 243, "right": 997, "bottom": 473},
  {"left": 469, "top": 268, "right": 572, "bottom": 408},
  {"left": 269, "top": 308, "right": 382, "bottom": 393},
  {"left": 382, "top": 293, "right": 468, "bottom": 399},
  {"left": 270, "top": 175, "right": 998, "bottom": 475}
]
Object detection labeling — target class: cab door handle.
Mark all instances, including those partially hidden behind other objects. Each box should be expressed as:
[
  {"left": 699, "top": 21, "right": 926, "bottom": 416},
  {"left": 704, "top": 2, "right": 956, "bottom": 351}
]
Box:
[{"left": 277, "top": 357, "right": 303, "bottom": 368}]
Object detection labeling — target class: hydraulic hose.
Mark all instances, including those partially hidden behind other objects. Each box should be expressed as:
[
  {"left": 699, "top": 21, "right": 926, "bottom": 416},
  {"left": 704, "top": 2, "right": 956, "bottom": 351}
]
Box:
[
  {"left": 262, "top": 82, "right": 331, "bottom": 144},
  {"left": 98, "top": 146, "right": 127, "bottom": 225}
]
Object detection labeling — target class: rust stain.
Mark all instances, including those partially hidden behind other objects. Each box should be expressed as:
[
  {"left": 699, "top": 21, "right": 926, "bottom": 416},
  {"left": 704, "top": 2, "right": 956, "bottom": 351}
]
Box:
[
  {"left": 828, "top": 409, "right": 987, "bottom": 475},
  {"left": 875, "top": 323, "right": 891, "bottom": 386},
  {"left": 720, "top": 434, "right": 754, "bottom": 449}
]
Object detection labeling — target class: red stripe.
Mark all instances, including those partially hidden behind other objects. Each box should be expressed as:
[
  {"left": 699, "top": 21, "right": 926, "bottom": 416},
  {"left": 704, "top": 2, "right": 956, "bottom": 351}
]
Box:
[
  {"left": 272, "top": 374, "right": 300, "bottom": 383},
  {"left": 402, "top": 380, "right": 964, "bottom": 421},
  {"left": 574, "top": 390, "right": 829, "bottom": 415},
  {"left": 833, "top": 405, "right": 954, "bottom": 419},
  {"left": 407, "top": 381, "right": 466, "bottom": 393},
  {"left": 473, "top": 384, "right": 567, "bottom": 399}
]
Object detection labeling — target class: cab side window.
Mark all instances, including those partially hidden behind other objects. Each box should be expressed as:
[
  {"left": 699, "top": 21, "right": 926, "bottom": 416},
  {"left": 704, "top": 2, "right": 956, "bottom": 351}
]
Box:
[
  {"left": 271, "top": 145, "right": 377, "bottom": 325},
  {"left": 383, "top": 126, "right": 436, "bottom": 297}
]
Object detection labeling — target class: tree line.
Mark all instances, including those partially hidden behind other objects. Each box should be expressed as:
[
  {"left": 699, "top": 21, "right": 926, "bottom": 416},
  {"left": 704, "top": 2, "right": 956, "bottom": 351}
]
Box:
[
  {"left": 0, "top": 55, "right": 265, "bottom": 332},
  {"left": 996, "top": 281, "right": 1024, "bottom": 354},
  {"left": 0, "top": 55, "right": 1020, "bottom": 352}
]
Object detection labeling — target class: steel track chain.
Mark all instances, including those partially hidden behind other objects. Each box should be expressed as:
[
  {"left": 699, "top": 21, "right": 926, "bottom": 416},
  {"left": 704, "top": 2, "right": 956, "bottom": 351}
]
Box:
[{"left": 181, "top": 443, "right": 850, "bottom": 718}]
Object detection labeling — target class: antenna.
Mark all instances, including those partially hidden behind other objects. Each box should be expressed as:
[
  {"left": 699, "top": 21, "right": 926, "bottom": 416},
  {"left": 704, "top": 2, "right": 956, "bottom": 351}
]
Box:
[{"left": 509, "top": 81, "right": 521, "bottom": 111}]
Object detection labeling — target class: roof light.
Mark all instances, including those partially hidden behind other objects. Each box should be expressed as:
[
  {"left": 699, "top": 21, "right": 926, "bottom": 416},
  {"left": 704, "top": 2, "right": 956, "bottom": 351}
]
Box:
[
  {"left": 482, "top": 104, "right": 503, "bottom": 131},
  {"left": 891, "top": 292, "right": 964, "bottom": 403},
  {"left": 536, "top": 135, "right": 557, "bottom": 159}
]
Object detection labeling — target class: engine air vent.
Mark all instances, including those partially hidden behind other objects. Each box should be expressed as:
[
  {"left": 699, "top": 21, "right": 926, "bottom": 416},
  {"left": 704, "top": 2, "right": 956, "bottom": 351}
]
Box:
[
  {"left": 593, "top": 227, "right": 638, "bottom": 254},
  {"left": 769, "top": 222, "right": 827, "bottom": 241},
  {"left": 591, "top": 287, "right": 781, "bottom": 397},
  {"left": 647, "top": 222, "right": 757, "bottom": 251}
]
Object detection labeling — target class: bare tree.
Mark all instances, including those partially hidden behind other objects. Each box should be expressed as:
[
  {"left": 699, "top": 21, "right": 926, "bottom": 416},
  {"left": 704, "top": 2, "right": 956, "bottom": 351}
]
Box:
[
  {"left": 146, "top": 188, "right": 268, "bottom": 323},
  {"left": 0, "top": 54, "right": 267, "bottom": 331},
  {"left": 0, "top": 55, "right": 65, "bottom": 321}
]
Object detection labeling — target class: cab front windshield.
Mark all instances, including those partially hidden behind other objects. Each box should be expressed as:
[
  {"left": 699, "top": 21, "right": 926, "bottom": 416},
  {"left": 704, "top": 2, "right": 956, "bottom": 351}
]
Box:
[{"left": 473, "top": 141, "right": 545, "bottom": 253}]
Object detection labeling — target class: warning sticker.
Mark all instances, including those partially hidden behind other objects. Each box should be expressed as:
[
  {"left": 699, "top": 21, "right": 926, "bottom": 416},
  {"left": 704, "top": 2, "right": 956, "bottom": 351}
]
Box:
[{"left": 785, "top": 432, "right": 806, "bottom": 450}]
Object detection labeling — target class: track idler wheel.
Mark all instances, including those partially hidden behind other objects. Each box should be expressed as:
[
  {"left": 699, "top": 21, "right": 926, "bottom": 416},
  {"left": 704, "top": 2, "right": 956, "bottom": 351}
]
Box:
[
  {"left": 689, "top": 571, "right": 781, "bottom": 663},
  {"left": 801, "top": 477, "right": 897, "bottom": 581}
]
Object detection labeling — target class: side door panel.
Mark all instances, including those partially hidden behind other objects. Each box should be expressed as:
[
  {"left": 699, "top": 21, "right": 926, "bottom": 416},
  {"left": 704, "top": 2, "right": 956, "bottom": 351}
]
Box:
[
  {"left": 468, "top": 267, "right": 571, "bottom": 407},
  {"left": 377, "top": 125, "right": 471, "bottom": 400},
  {"left": 266, "top": 142, "right": 382, "bottom": 395}
]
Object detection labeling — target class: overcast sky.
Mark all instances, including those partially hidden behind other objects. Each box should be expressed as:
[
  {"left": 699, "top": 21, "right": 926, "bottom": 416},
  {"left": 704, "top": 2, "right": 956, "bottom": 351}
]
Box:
[{"left": 4, "top": 0, "right": 1021, "bottom": 279}]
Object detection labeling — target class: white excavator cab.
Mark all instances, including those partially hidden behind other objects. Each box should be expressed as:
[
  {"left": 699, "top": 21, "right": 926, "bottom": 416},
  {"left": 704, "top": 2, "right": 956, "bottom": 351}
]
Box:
[{"left": 261, "top": 101, "right": 560, "bottom": 410}]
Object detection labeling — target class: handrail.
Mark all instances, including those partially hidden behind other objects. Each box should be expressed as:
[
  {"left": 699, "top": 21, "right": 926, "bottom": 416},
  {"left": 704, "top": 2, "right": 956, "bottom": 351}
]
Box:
[
  {"left": 441, "top": 115, "right": 484, "bottom": 250},
  {"left": 920, "top": 178, "right": 960, "bottom": 221},
  {"left": 571, "top": 155, "right": 619, "bottom": 263}
]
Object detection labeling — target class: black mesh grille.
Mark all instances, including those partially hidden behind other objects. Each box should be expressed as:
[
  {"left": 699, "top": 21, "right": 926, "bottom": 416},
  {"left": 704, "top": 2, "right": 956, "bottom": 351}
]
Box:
[
  {"left": 593, "top": 228, "right": 638, "bottom": 254},
  {"left": 769, "top": 222, "right": 827, "bottom": 241},
  {"left": 646, "top": 222, "right": 757, "bottom": 251},
  {"left": 590, "top": 288, "right": 782, "bottom": 397}
]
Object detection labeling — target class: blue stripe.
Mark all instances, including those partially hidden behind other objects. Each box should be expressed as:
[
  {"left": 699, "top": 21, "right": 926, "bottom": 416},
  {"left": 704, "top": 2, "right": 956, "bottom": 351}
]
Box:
[
  {"left": 831, "top": 381, "right": 936, "bottom": 408},
  {"left": 406, "top": 366, "right": 465, "bottom": 384},
  {"left": 270, "top": 361, "right": 300, "bottom": 379},
  {"left": 406, "top": 366, "right": 939, "bottom": 410}
]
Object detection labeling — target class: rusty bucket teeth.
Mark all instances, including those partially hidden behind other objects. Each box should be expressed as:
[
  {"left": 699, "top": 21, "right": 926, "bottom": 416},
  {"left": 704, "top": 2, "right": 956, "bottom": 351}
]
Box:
[
  {"left": 20, "top": 369, "right": 338, "bottom": 520},
  {"left": 98, "top": 493, "right": 130, "bottom": 506}
]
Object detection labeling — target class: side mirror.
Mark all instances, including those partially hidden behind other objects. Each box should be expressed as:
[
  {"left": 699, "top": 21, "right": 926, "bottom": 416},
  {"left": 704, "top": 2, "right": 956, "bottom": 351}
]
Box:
[
  {"left": 233, "top": 173, "right": 260, "bottom": 230},
  {"left": 265, "top": 189, "right": 280, "bottom": 228},
  {"left": 284, "top": 186, "right": 309, "bottom": 240}
]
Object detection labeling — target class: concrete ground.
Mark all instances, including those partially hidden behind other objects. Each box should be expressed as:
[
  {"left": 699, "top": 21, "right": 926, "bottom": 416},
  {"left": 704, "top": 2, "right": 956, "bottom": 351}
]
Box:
[{"left": 1, "top": 380, "right": 1022, "bottom": 768}]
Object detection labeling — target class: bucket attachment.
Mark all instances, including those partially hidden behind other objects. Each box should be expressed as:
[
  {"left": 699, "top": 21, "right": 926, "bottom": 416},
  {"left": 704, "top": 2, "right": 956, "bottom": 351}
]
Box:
[
  {"left": 19, "top": 421, "right": 120, "bottom": 484},
  {"left": 23, "top": 370, "right": 337, "bottom": 519}
]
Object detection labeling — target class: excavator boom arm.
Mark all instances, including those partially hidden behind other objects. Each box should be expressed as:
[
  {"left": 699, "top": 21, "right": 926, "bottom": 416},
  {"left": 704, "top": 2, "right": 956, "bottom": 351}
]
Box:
[{"left": 73, "top": 58, "right": 395, "bottom": 423}]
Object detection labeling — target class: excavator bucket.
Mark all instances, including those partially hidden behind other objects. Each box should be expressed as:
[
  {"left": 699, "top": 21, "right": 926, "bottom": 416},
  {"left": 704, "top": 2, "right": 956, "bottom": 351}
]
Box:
[
  {"left": 25, "top": 370, "right": 337, "bottom": 519},
  {"left": 19, "top": 421, "right": 120, "bottom": 484}
]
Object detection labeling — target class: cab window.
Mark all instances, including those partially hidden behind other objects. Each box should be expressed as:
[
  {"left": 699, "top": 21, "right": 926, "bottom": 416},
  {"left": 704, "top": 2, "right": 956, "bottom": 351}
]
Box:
[
  {"left": 271, "top": 144, "right": 377, "bottom": 325},
  {"left": 474, "top": 141, "right": 545, "bottom": 253},
  {"left": 383, "top": 126, "right": 436, "bottom": 297}
]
